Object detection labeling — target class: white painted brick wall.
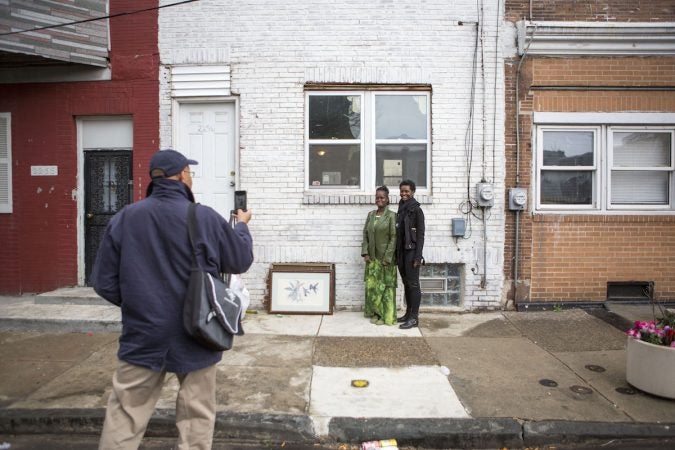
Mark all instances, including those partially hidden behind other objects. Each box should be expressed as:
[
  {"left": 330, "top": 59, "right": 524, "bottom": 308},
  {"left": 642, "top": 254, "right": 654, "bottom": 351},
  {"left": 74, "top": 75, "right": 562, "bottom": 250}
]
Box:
[{"left": 158, "top": 0, "right": 506, "bottom": 311}]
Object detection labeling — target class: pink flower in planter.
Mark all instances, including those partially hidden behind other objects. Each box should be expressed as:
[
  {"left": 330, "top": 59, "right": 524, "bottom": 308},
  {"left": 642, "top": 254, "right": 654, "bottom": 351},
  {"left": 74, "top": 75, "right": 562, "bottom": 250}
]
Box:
[{"left": 627, "top": 320, "right": 675, "bottom": 347}]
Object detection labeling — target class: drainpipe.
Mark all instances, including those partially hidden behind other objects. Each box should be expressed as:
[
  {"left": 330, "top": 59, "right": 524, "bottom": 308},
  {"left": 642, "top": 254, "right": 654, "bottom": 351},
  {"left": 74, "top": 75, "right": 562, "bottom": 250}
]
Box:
[{"left": 513, "top": 24, "right": 535, "bottom": 298}]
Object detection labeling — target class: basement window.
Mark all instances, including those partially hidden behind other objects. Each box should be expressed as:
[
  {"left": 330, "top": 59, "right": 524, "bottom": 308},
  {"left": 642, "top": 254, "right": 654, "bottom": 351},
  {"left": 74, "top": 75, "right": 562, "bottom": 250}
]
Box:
[
  {"left": 420, "top": 264, "right": 463, "bottom": 307},
  {"left": 606, "top": 281, "right": 653, "bottom": 302}
]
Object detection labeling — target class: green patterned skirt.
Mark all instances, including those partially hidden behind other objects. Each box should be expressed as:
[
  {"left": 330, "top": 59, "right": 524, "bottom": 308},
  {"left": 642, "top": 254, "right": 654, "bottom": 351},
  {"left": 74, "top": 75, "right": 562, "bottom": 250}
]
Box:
[{"left": 364, "top": 259, "right": 397, "bottom": 325}]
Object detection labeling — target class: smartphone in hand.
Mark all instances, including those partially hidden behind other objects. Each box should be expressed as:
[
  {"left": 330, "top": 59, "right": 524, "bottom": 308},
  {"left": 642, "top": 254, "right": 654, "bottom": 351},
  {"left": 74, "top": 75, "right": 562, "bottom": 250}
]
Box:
[{"left": 234, "top": 190, "right": 247, "bottom": 212}]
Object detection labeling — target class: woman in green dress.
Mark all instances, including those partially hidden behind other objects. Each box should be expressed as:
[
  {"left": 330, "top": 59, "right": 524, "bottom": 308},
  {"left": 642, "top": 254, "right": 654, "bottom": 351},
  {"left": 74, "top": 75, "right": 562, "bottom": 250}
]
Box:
[{"left": 361, "top": 186, "right": 397, "bottom": 325}]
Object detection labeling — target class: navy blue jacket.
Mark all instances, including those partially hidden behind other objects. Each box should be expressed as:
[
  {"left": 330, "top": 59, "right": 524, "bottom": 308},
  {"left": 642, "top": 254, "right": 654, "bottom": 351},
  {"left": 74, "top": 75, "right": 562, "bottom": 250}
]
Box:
[{"left": 91, "top": 179, "right": 254, "bottom": 373}]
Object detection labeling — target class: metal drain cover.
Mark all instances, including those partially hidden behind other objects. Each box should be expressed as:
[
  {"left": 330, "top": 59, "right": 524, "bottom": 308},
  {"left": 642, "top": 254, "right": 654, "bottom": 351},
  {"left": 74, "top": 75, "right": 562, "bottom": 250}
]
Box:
[
  {"left": 585, "top": 364, "right": 606, "bottom": 373},
  {"left": 616, "top": 386, "right": 637, "bottom": 395},
  {"left": 539, "top": 379, "right": 558, "bottom": 387},
  {"left": 570, "top": 385, "right": 593, "bottom": 395}
]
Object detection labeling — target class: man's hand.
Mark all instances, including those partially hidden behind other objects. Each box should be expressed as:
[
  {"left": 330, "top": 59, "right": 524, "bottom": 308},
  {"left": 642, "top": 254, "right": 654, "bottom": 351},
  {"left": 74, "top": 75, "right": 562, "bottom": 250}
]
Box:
[
  {"left": 363, "top": 255, "right": 371, "bottom": 262},
  {"left": 235, "top": 209, "right": 252, "bottom": 224},
  {"left": 413, "top": 259, "right": 421, "bottom": 268}
]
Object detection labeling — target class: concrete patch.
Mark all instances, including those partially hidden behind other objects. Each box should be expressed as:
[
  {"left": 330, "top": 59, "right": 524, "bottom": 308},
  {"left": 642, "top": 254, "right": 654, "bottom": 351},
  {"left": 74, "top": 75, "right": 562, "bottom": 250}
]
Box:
[
  {"left": 420, "top": 312, "right": 520, "bottom": 338},
  {"left": 554, "top": 349, "right": 675, "bottom": 423},
  {"left": 0, "top": 332, "right": 118, "bottom": 408},
  {"left": 222, "top": 334, "right": 314, "bottom": 367},
  {"left": 157, "top": 365, "right": 312, "bottom": 415},
  {"left": 9, "top": 339, "right": 118, "bottom": 409},
  {"left": 313, "top": 336, "right": 438, "bottom": 367},
  {"left": 504, "top": 309, "right": 626, "bottom": 352},
  {"left": 426, "top": 336, "right": 630, "bottom": 422},
  {"left": 214, "top": 365, "right": 311, "bottom": 415},
  {"left": 242, "top": 312, "right": 321, "bottom": 336},
  {"left": 605, "top": 303, "right": 662, "bottom": 323},
  {"left": 319, "top": 312, "right": 421, "bottom": 337},
  {"left": 0, "top": 360, "right": 74, "bottom": 407},
  {"left": 309, "top": 365, "right": 469, "bottom": 419}
]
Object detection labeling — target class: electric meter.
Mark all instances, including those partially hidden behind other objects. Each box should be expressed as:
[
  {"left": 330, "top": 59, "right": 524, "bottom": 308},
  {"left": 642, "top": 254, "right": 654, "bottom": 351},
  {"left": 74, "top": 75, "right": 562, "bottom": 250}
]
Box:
[
  {"left": 509, "top": 188, "right": 528, "bottom": 210},
  {"left": 476, "top": 183, "right": 495, "bottom": 207}
]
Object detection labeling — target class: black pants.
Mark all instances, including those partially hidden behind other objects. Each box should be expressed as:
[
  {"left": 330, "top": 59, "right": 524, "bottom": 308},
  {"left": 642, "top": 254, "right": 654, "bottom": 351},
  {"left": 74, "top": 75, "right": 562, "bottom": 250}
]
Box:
[{"left": 398, "top": 250, "right": 421, "bottom": 318}]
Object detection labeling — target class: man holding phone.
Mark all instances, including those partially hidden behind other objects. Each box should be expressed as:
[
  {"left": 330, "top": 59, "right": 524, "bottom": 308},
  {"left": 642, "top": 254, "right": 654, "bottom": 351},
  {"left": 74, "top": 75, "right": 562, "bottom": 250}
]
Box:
[{"left": 92, "top": 149, "right": 253, "bottom": 449}]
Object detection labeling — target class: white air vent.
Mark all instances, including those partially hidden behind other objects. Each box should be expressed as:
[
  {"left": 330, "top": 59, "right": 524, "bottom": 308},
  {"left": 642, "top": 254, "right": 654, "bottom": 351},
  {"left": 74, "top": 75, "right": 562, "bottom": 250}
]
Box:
[{"left": 420, "top": 277, "right": 447, "bottom": 293}]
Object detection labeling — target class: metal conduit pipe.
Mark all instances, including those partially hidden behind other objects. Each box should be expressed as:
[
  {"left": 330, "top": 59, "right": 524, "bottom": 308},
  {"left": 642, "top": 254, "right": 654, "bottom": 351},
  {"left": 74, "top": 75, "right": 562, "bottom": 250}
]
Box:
[{"left": 513, "top": 26, "right": 535, "bottom": 298}]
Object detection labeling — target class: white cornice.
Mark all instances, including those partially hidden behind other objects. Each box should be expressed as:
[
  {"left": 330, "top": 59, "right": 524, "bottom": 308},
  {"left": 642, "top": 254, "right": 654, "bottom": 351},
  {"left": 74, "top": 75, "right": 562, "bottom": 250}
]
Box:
[{"left": 517, "top": 21, "right": 675, "bottom": 56}]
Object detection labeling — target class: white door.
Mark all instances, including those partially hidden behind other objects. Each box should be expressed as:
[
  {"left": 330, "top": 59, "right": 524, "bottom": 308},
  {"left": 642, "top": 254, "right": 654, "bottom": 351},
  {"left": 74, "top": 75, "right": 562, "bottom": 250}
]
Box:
[{"left": 177, "top": 102, "right": 236, "bottom": 218}]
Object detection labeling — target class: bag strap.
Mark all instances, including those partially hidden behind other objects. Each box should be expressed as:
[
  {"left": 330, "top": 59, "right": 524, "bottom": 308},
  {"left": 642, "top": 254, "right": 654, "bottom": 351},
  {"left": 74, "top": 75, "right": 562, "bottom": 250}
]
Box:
[
  {"left": 187, "top": 203, "right": 201, "bottom": 270},
  {"left": 187, "top": 203, "right": 234, "bottom": 280}
]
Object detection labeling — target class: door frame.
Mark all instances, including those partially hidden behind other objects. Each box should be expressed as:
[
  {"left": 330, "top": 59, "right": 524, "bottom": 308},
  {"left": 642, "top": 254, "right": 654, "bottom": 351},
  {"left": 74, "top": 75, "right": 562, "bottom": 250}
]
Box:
[
  {"left": 76, "top": 116, "right": 133, "bottom": 286},
  {"left": 171, "top": 96, "right": 240, "bottom": 190}
]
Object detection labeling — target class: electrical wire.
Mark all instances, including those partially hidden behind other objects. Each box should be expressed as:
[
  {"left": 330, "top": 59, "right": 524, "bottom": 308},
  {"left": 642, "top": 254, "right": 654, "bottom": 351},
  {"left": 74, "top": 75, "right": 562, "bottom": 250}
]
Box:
[
  {"left": 0, "top": 0, "right": 199, "bottom": 37},
  {"left": 492, "top": 0, "right": 501, "bottom": 183}
]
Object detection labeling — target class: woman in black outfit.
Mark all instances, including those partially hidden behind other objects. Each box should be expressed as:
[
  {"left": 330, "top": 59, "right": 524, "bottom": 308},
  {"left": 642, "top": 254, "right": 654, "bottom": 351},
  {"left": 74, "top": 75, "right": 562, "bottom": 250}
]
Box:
[{"left": 396, "top": 179, "right": 425, "bottom": 329}]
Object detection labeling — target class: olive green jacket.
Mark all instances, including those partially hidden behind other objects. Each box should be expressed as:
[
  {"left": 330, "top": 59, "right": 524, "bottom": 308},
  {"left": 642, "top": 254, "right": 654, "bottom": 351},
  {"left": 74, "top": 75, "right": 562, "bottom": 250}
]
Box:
[{"left": 361, "top": 208, "right": 396, "bottom": 265}]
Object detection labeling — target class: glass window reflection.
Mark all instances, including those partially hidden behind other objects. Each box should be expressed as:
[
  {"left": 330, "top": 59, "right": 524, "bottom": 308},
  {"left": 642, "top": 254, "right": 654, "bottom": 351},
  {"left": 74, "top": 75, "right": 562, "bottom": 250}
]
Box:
[{"left": 376, "top": 95, "right": 427, "bottom": 140}]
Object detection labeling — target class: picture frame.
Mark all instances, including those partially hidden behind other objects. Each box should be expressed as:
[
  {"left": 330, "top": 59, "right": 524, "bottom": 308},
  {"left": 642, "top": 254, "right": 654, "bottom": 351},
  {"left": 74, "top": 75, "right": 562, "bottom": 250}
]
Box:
[{"left": 268, "top": 263, "right": 335, "bottom": 314}]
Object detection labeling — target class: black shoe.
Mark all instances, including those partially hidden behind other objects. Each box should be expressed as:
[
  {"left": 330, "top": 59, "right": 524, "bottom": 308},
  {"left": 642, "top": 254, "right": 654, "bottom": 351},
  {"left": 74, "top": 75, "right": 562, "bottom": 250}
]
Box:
[
  {"left": 399, "top": 318, "right": 418, "bottom": 329},
  {"left": 396, "top": 315, "right": 409, "bottom": 323}
]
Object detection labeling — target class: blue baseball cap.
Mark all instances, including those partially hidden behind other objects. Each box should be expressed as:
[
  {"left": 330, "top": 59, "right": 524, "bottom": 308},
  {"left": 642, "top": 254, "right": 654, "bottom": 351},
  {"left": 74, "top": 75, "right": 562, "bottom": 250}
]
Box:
[{"left": 149, "top": 149, "right": 198, "bottom": 178}]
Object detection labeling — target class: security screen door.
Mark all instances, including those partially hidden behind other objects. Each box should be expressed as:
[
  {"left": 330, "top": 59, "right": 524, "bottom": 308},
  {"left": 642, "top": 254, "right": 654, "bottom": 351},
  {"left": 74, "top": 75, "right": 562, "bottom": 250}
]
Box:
[{"left": 81, "top": 117, "right": 133, "bottom": 285}]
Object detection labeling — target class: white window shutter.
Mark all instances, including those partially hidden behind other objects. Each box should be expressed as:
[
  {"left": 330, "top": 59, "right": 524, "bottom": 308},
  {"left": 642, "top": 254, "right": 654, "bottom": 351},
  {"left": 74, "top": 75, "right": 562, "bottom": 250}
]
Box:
[{"left": 0, "top": 113, "right": 12, "bottom": 213}]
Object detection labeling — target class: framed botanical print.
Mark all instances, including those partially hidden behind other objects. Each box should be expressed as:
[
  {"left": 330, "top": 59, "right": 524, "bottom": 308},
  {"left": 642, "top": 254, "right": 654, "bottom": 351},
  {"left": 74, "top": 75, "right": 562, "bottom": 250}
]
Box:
[{"left": 268, "top": 263, "right": 335, "bottom": 314}]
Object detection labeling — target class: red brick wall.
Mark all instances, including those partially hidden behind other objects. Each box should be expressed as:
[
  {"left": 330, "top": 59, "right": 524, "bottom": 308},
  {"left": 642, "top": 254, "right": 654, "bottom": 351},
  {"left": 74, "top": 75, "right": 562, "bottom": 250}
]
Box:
[
  {"left": 531, "top": 216, "right": 675, "bottom": 301},
  {"left": 505, "top": 52, "right": 675, "bottom": 303},
  {"left": 0, "top": 1, "right": 159, "bottom": 294},
  {"left": 505, "top": 1, "right": 675, "bottom": 22}
]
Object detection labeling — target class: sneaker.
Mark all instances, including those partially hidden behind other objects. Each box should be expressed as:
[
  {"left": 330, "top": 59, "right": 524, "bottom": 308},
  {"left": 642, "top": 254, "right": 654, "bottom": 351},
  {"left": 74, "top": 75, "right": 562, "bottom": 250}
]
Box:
[{"left": 370, "top": 316, "right": 379, "bottom": 324}]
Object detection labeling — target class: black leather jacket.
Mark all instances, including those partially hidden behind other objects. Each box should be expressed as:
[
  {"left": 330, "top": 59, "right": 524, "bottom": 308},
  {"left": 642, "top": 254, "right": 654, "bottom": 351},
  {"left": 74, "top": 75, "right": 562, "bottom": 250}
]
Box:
[{"left": 396, "top": 199, "right": 425, "bottom": 264}]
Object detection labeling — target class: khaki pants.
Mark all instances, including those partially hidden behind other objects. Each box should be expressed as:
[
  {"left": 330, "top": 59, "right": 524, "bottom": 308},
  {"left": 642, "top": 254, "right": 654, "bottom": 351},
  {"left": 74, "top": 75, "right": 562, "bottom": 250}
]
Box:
[{"left": 99, "top": 360, "right": 217, "bottom": 450}]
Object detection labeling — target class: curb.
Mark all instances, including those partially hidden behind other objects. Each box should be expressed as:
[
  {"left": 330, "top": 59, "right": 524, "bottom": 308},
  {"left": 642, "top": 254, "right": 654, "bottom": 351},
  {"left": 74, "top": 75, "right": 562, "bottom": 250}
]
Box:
[
  {"left": 523, "top": 420, "right": 675, "bottom": 447},
  {"left": 329, "top": 417, "right": 524, "bottom": 449},
  {"left": 0, "top": 409, "right": 316, "bottom": 444},
  {"left": 0, "top": 318, "right": 121, "bottom": 333},
  {"left": 2, "top": 409, "right": 675, "bottom": 448}
]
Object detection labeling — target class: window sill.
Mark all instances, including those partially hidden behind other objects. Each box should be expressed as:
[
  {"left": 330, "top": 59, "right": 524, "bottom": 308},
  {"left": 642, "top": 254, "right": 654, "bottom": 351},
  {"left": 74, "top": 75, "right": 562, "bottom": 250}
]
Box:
[
  {"left": 532, "top": 213, "right": 675, "bottom": 223},
  {"left": 303, "top": 193, "right": 433, "bottom": 205}
]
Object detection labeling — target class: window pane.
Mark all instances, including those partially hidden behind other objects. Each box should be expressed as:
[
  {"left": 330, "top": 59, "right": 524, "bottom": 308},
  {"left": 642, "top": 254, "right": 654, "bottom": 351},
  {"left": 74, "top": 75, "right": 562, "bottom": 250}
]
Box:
[
  {"left": 375, "top": 95, "right": 427, "bottom": 139},
  {"left": 612, "top": 171, "right": 669, "bottom": 205},
  {"left": 613, "top": 132, "right": 671, "bottom": 167},
  {"left": 542, "top": 131, "right": 594, "bottom": 166},
  {"left": 309, "top": 144, "right": 360, "bottom": 186},
  {"left": 376, "top": 144, "right": 427, "bottom": 188},
  {"left": 309, "top": 95, "right": 360, "bottom": 139},
  {"left": 540, "top": 170, "right": 593, "bottom": 205}
]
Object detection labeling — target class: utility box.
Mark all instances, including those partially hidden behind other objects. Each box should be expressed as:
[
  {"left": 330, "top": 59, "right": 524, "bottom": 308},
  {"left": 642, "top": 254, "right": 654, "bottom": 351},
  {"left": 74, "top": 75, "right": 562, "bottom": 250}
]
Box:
[
  {"left": 475, "top": 182, "right": 495, "bottom": 207},
  {"left": 451, "top": 218, "right": 466, "bottom": 237},
  {"left": 508, "top": 188, "right": 528, "bottom": 210}
]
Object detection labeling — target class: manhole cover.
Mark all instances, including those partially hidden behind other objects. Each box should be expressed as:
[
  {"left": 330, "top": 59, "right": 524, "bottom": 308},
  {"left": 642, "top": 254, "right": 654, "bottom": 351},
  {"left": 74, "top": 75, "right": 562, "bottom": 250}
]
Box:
[
  {"left": 585, "top": 364, "right": 606, "bottom": 373},
  {"left": 616, "top": 386, "right": 637, "bottom": 395},
  {"left": 570, "top": 385, "right": 593, "bottom": 395},
  {"left": 539, "top": 379, "right": 558, "bottom": 387}
]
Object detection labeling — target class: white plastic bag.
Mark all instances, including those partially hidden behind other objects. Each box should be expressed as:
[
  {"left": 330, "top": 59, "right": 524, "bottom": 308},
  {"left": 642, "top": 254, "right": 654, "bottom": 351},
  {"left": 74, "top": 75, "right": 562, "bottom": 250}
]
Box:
[{"left": 229, "top": 274, "right": 250, "bottom": 320}]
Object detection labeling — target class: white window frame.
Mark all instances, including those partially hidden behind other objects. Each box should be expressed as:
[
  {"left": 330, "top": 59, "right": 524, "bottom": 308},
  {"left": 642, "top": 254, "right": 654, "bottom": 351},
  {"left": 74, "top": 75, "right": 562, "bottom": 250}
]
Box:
[
  {"left": 305, "top": 90, "right": 431, "bottom": 193},
  {"left": 534, "top": 115, "right": 675, "bottom": 213},
  {"left": 535, "top": 125, "right": 600, "bottom": 211},
  {"left": 0, "top": 112, "right": 12, "bottom": 214},
  {"left": 607, "top": 126, "right": 674, "bottom": 211}
]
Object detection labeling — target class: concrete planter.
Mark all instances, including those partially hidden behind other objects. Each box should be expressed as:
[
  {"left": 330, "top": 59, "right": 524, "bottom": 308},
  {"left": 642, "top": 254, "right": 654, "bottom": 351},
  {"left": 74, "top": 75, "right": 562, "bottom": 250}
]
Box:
[{"left": 626, "top": 336, "right": 675, "bottom": 399}]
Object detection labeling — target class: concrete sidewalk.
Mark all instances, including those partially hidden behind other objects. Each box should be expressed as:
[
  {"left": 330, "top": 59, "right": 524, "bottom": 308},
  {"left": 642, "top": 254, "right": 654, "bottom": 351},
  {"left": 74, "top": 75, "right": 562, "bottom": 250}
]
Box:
[{"left": 0, "top": 291, "right": 675, "bottom": 449}]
